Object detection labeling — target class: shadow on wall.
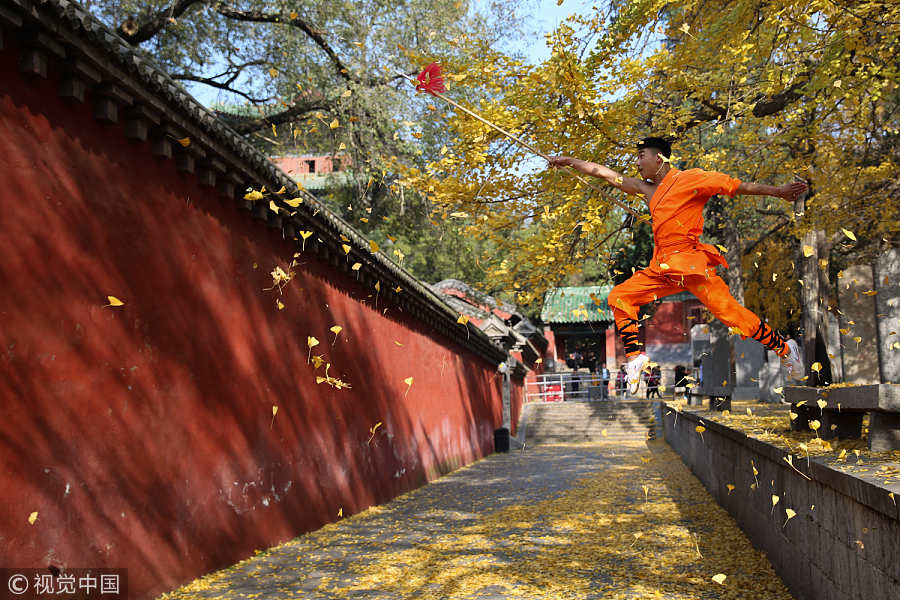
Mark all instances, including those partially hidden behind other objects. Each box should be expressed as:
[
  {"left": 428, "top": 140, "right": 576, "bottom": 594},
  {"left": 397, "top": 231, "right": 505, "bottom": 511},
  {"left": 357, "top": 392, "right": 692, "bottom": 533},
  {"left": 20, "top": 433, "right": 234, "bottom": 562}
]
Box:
[{"left": 0, "top": 44, "right": 503, "bottom": 599}]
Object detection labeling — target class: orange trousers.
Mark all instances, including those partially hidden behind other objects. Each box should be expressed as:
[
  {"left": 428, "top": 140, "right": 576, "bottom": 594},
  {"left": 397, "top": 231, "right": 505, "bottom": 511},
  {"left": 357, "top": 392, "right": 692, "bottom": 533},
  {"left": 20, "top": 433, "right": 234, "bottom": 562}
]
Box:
[{"left": 608, "top": 269, "right": 762, "bottom": 356}]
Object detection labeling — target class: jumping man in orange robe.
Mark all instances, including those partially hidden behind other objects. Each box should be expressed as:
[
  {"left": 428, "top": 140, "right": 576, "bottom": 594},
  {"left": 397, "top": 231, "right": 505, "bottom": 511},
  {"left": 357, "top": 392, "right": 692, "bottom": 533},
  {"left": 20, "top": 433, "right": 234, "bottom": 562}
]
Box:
[{"left": 548, "top": 137, "right": 807, "bottom": 394}]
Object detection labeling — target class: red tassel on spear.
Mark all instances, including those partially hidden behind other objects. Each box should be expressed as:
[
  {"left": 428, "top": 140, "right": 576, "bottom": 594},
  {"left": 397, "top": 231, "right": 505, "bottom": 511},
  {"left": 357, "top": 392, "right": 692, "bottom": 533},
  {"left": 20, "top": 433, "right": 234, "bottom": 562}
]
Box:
[{"left": 402, "top": 62, "right": 643, "bottom": 219}]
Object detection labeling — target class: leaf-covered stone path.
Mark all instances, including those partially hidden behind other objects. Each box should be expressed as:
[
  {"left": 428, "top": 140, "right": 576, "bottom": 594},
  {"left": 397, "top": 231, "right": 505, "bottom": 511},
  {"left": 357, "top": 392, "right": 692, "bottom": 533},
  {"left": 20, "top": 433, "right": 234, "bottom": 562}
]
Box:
[{"left": 159, "top": 440, "right": 794, "bottom": 599}]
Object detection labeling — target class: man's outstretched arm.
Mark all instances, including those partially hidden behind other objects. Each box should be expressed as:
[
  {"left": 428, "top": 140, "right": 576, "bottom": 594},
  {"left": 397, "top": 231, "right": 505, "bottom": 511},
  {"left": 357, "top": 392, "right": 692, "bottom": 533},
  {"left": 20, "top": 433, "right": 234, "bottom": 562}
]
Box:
[
  {"left": 547, "top": 156, "right": 649, "bottom": 197},
  {"left": 737, "top": 180, "right": 808, "bottom": 201}
]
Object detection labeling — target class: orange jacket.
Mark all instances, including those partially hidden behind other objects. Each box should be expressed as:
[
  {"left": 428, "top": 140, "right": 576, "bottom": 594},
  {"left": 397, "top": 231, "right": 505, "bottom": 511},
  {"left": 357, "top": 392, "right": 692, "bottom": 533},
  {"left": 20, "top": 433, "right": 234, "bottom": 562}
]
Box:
[{"left": 645, "top": 168, "right": 741, "bottom": 279}]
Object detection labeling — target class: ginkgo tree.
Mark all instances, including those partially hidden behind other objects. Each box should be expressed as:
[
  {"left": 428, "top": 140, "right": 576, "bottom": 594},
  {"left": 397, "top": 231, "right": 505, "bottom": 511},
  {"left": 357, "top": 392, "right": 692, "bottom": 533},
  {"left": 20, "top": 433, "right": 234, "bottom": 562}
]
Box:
[{"left": 398, "top": 0, "right": 898, "bottom": 375}]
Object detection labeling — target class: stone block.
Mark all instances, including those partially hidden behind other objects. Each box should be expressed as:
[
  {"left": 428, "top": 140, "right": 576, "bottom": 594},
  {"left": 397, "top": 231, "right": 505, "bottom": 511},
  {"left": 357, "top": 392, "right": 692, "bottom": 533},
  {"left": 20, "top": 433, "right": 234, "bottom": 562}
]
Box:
[
  {"left": 868, "top": 412, "right": 900, "bottom": 452},
  {"left": 820, "top": 411, "right": 863, "bottom": 440}
]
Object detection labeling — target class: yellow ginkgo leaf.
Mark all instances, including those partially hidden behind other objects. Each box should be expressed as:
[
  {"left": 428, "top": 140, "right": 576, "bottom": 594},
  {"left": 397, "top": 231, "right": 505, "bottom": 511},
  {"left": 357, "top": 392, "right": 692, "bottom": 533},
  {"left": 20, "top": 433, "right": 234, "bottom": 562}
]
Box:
[
  {"left": 308, "top": 336, "right": 319, "bottom": 348},
  {"left": 789, "top": 411, "right": 798, "bottom": 421},
  {"left": 841, "top": 228, "right": 856, "bottom": 241},
  {"left": 802, "top": 245, "right": 814, "bottom": 257},
  {"left": 809, "top": 420, "right": 821, "bottom": 431},
  {"left": 330, "top": 325, "right": 342, "bottom": 336},
  {"left": 269, "top": 67, "right": 278, "bottom": 78},
  {"left": 785, "top": 508, "right": 796, "bottom": 519},
  {"left": 457, "top": 315, "right": 470, "bottom": 325},
  {"left": 337, "top": 507, "right": 343, "bottom": 517},
  {"left": 269, "top": 200, "right": 280, "bottom": 214},
  {"left": 341, "top": 89, "right": 352, "bottom": 97},
  {"left": 177, "top": 136, "right": 191, "bottom": 147},
  {"left": 351, "top": 262, "right": 362, "bottom": 271},
  {"left": 772, "top": 494, "right": 780, "bottom": 507},
  {"left": 817, "top": 399, "right": 827, "bottom": 409},
  {"left": 726, "top": 484, "right": 735, "bottom": 494},
  {"left": 338, "top": 142, "right": 347, "bottom": 150},
  {"left": 276, "top": 299, "right": 285, "bottom": 310},
  {"left": 289, "top": 11, "right": 298, "bottom": 19},
  {"left": 105, "top": 295, "right": 125, "bottom": 307},
  {"left": 244, "top": 189, "right": 263, "bottom": 202},
  {"left": 28, "top": 511, "right": 38, "bottom": 525},
  {"left": 285, "top": 198, "right": 303, "bottom": 207},
  {"left": 811, "top": 362, "right": 822, "bottom": 373},
  {"left": 369, "top": 240, "right": 380, "bottom": 253},
  {"left": 329, "top": 119, "right": 340, "bottom": 129},
  {"left": 711, "top": 573, "right": 726, "bottom": 585},
  {"left": 404, "top": 377, "right": 413, "bottom": 386},
  {"left": 695, "top": 425, "right": 705, "bottom": 433},
  {"left": 272, "top": 405, "right": 278, "bottom": 416},
  {"left": 342, "top": 244, "right": 351, "bottom": 255}
]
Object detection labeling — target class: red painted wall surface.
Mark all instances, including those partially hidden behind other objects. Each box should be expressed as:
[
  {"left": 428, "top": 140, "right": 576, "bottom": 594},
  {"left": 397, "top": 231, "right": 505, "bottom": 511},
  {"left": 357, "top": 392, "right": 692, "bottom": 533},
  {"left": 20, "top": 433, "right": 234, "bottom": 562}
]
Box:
[
  {"left": 0, "top": 45, "right": 508, "bottom": 598},
  {"left": 646, "top": 301, "right": 688, "bottom": 345}
]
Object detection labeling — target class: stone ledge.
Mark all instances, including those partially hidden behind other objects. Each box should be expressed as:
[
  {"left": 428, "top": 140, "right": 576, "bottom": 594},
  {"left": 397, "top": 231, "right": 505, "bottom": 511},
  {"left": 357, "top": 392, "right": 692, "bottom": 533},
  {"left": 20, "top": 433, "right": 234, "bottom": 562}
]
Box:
[{"left": 663, "top": 404, "right": 900, "bottom": 599}]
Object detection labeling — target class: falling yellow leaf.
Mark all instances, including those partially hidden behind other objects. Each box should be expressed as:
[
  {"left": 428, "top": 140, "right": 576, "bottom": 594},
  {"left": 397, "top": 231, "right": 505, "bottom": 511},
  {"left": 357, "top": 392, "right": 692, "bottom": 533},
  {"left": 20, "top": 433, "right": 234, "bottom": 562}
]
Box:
[
  {"left": 811, "top": 362, "right": 822, "bottom": 373},
  {"left": 862, "top": 290, "right": 877, "bottom": 296},
  {"left": 695, "top": 425, "right": 705, "bottom": 433},
  {"left": 404, "top": 376, "right": 413, "bottom": 386},
  {"left": 726, "top": 484, "right": 735, "bottom": 494},
  {"left": 342, "top": 244, "right": 351, "bottom": 255},
  {"left": 841, "top": 228, "right": 857, "bottom": 241},
  {"left": 244, "top": 189, "right": 263, "bottom": 202},
  {"left": 272, "top": 405, "right": 278, "bottom": 416},
  {"left": 330, "top": 119, "right": 340, "bottom": 129},
  {"left": 338, "top": 142, "right": 346, "bottom": 150},
  {"left": 276, "top": 299, "right": 285, "bottom": 310},
  {"left": 28, "top": 511, "right": 38, "bottom": 525},
  {"left": 457, "top": 315, "right": 470, "bottom": 325},
  {"left": 789, "top": 411, "right": 798, "bottom": 421},
  {"left": 289, "top": 11, "right": 298, "bottom": 19},
  {"left": 370, "top": 240, "right": 380, "bottom": 253},
  {"left": 285, "top": 197, "right": 303, "bottom": 207},
  {"left": 711, "top": 573, "right": 726, "bottom": 585},
  {"left": 269, "top": 200, "right": 280, "bottom": 214},
  {"left": 816, "top": 399, "right": 827, "bottom": 409},
  {"left": 177, "top": 136, "right": 191, "bottom": 147},
  {"left": 337, "top": 507, "right": 343, "bottom": 517},
  {"left": 341, "top": 89, "right": 352, "bottom": 98},
  {"left": 772, "top": 495, "right": 780, "bottom": 508},
  {"left": 809, "top": 420, "right": 820, "bottom": 430},
  {"left": 802, "top": 245, "right": 814, "bottom": 257},
  {"left": 351, "top": 262, "right": 361, "bottom": 271},
  {"left": 298, "top": 230, "right": 313, "bottom": 251},
  {"left": 105, "top": 295, "right": 125, "bottom": 307},
  {"left": 307, "top": 336, "right": 319, "bottom": 364}
]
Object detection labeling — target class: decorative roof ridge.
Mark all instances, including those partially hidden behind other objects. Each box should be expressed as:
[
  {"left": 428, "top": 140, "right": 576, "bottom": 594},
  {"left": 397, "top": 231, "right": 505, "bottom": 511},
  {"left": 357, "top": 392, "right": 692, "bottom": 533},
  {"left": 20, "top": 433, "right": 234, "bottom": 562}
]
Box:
[{"left": 6, "top": 0, "right": 506, "bottom": 366}]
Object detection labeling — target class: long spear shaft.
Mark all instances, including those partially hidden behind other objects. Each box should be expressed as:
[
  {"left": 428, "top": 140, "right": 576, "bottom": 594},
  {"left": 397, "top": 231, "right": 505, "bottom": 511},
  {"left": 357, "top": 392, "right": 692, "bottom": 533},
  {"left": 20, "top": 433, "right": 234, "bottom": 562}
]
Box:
[{"left": 397, "top": 71, "right": 644, "bottom": 220}]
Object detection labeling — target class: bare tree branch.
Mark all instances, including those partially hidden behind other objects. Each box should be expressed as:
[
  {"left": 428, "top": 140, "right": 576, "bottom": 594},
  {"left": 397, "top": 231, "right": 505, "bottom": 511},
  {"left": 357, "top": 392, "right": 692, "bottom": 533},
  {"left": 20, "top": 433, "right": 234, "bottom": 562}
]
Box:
[
  {"left": 120, "top": 0, "right": 204, "bottom": 45},
  {"left": 213, "top": 5, "right": 410, "bottom": 87},
  {"left": 170, "top": 72, "right": 275, "bottom": 104}
]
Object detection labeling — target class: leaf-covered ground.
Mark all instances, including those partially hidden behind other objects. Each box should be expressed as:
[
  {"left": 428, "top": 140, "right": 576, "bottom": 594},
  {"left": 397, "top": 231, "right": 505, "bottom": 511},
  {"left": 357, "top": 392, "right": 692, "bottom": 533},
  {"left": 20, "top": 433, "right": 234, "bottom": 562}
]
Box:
[{"left": 159, "top": 439, "right": 794, "bottom": 599}]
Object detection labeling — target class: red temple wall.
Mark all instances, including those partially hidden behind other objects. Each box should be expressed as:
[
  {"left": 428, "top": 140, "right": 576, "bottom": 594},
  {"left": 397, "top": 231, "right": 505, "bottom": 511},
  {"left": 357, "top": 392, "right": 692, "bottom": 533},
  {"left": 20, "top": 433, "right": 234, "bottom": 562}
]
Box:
[{"left": 0, "top": 42, "right": 510, "bottom": 599}]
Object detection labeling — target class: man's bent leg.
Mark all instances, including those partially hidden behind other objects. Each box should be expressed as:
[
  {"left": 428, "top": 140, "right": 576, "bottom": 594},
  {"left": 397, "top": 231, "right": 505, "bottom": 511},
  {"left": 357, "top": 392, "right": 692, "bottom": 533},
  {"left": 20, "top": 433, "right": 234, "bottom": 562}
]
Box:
[
  {"left": 608, "top": 270, "right": 685, "bottom": 358},
  {"left": 686, "top": 275, "right": 789, "bottom": 358}
]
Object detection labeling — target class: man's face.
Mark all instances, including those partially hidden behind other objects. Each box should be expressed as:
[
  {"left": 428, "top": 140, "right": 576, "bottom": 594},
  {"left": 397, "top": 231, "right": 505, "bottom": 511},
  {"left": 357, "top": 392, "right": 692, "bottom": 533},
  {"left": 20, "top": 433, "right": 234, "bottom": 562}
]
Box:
[{"left": 636, "top": 148, "right": 662, "bottom": 180}]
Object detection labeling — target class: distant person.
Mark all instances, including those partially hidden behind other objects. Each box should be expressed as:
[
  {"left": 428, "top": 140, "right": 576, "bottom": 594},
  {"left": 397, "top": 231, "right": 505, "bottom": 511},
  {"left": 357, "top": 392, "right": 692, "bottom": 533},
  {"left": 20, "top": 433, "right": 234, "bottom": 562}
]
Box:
[
  {"left": 616, "top": 365, "right": 627, "bottom": 397},
  {"left": 647, "top": 366, "right": 661, "bottom": 398},
  {"left": 600, "top": 364, "right": 610, "bottom": 400}
]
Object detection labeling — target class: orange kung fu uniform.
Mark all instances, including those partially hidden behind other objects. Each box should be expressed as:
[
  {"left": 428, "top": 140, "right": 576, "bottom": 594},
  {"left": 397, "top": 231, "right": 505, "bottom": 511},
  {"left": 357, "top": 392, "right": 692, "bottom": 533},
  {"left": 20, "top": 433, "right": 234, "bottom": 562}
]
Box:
[{"left": 607, "top": 168, "right": 766, "bottom": 358}]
